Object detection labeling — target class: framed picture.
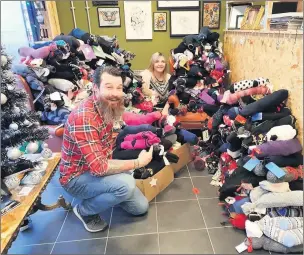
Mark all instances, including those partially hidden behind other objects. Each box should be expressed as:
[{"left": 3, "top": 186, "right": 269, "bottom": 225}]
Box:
[
  {"left": 170, "top": 10, "right": 200, "bottom": 37},
  {"left": 228, "top": 4, "right": 251, "bottom": 29},
  {"left": 153, "top": 12, "right": 167, "bottom": 31},
  {"left": 124, "top": 1, "right": 152, "bottom": 40},
  {"left": 97, "top": 7, "right": 121, "bottom": 27},
  {"left": 92, "top": 1, "right": 118, "bottom": 6},
  {"left": 236, "top": 15, "right": 244, "bottom": 29},
  {"left": 157, "top": 1, "right": 200, "bottom": 10},
  {"left": 241, "top": 5, "right": 265, "bottom": 30},
  {"left": 202, "top": 1, "right": 221, "bottom": 29}
]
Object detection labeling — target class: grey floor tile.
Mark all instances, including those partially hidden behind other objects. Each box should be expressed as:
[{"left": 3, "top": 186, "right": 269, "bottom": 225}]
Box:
[
  {"left": 159, "top": 229, "right": 213, "bottom": 254},
  {"left": 191, "top": 176, "right": 219, "bottom": 198},
  {"left": 156, "top": 178, "right": 196, "bottom": 202},
  {"left": 174, "top": 165, "right": 190, "bottom": 178},
  {"left": 57, "top": 208, "right": 111, "bottom": 241},
  {"left": 209, "top": 227, "right": 270, "bottom": 254},
  {"left": 13, "top": 211, "right": 67, "bottom": 246},
  {"left": 109, "top": 204, "right": 157, "bottom": 237},
  {"left": 157, "top": 200, "right": 205, "bottom": 232},
  {"left": 188, "top": 162, "right": 211, "bottom": 177},
  {"left": 199, "top": 198, "right": 227, "bottom": 228},
  {"left": 41, "top": 187, "right": 74, "bottom": 211},
  {"left": 53, "top": 239, "right": 106, "bottom": 254},
  {"left": 8, "top": 244, "right": 53, "bottom": 254},
  {"left": 106, "top": 234, "right": 159, "bottom": 254}
]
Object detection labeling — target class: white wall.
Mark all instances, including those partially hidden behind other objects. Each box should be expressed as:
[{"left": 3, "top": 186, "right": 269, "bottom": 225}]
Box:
[{"left": 1, "top": 1, "right": 29, "bottom": 63}]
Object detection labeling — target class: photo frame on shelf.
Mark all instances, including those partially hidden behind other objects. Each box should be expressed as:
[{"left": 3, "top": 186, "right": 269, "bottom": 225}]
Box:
[
  {"left": 124, "top": 1, "right": 152, "bottom": 40},
  {"left": 228, "top": 4, "right": 251, "bottom": 29},
  {"left": 236, "top": 15, "right": 244, "bottom": 29},
  {"left": 241, "top": 5, "right": 265, "bottom": 30},
  {"left": 153, "top": 12, "right": 167, "bottom": 31},
  {"left": 202, "top": 1, "right": 221, "bottom": 29},
  {"left": 97, "top": 7, "right": 121, "bottom": 27},
  {"left": 92, "top": 1, "right": 118, "bottom": 6},
  {"left": 170, "top": 10, "right": 200, "bottom": 37},
  {"left": 157, "top": 1, "right": 200, "bottom": 10}
]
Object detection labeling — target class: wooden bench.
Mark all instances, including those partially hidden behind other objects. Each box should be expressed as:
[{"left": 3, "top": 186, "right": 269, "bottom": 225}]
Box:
[{"left": 1, "top": 153, "right": 71, "bottom": 254}]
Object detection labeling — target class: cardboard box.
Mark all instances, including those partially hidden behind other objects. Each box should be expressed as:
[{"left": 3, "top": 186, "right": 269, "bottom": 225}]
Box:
[
  {"left": 170, "top": 143, "right": 192, "bottom": 173},
  {"left": 136, "top": 166, "right": 174, "bottom": 202}
]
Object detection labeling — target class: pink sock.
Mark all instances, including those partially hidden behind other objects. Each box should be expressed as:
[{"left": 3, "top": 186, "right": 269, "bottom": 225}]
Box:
[
  {"left": 121, "top": 139, "right": 148, "bottom": 150},
  {"left": 123, "top": 111, "right": 162, "bottom": 126},
  {"left": 148, "top": 137, "right": 161, "bottom": 146},
  {"left": 124, "top": 131, "right": 157, "bottom": 141}
]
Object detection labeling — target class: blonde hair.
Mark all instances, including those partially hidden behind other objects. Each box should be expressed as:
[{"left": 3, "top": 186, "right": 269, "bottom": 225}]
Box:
[{"left": 148, "top": 52, "right": 168, "bottom": 81}]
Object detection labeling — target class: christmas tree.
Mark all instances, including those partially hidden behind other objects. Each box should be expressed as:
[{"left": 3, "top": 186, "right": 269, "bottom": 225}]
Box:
[{"left": 1, "top": 46, "right": 50, "bottom": 179}]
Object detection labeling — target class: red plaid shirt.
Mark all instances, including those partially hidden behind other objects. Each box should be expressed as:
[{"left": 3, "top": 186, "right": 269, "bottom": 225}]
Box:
[{"left": 59, "top": 95, "right": 113, "bottom": 186}]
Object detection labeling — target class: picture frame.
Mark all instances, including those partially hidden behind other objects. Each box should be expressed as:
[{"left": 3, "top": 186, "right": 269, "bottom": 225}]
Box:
[
  {"left": 228, "top": 4, "right": 251, "bottom": 29},
  {"left": 236, "top": 15, "right": 244, "bottom": 29},
  {"left": 170, "top": 10, "right": 200, "bottom": 37},
  {"left": 92, "top": 1, "right": 118, "bottom": 6},
  {"left": 202, "top": 1, "right": 221, "bottom": 29},
  {"left": 157, "top": 1, "right": 200, "bottom": 10},
  {"left": 241, "top": 5, "right": 265, "bottom": 30},
  {"left": 153, "top": 12, "right": 167, "bottom": 31},
  {"left": 124, "top": 1, "right": 152, "bottom": 40},
  {"left": 97, "top": 7, "right": 121, "bottom": 27}
]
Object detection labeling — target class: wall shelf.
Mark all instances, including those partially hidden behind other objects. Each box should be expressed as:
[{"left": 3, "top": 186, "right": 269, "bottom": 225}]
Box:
[{"left": 224, "top": 29, "right": 303, "bottom": 35}]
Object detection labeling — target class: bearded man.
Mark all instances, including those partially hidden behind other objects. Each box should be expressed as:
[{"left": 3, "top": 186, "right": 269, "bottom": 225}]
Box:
[{"left": 59, "top": 66, "right": 153, "bottom": 233}]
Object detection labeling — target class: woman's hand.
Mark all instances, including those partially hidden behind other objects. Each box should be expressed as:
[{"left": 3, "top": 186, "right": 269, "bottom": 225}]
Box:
[{"left": 137, "top": 146, "right": 153, "bottom": 167}]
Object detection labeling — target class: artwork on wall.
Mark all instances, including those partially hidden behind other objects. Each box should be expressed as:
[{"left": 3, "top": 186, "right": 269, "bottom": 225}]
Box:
[
  {"left": 97, "top": 7, "right": 120, "bottom": 27},
  {"left": 202, "top": 1, "right": 221, "bottom": 29},
  {"left": 153, "top": 12, "right": 167, "bottom": 31},
  {"left": 170, "top": 10, "right": 200, "bottom": 37},
  {"left": 157, "top": 1, "right": 200, "bottom": 9},
  {"left": 92, "top": 1, "right": 118, "bottom": 6},
  {"left": 124, "top": 1, "right": 152, "bottom": 40}
]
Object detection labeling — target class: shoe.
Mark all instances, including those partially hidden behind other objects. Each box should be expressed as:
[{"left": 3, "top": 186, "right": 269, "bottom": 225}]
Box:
[
  {"left": 20, "top": 217, "right": 32, "bottom": 232},
  {"left": 73, "top": 205, "right": 108, "bottom": 233}
]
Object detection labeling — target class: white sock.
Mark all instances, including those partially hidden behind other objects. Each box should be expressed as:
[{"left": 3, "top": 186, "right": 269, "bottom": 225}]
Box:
[{"left": 259, "top": 180, "right": 290, "bottom": 193}]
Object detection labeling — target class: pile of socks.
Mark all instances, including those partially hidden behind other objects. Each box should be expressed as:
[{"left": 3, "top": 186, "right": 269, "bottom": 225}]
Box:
[
  {"left": 167, "top": 26, "right": 230, "bottom": 122},
  {"left": 12, "top": 27, "right": 139, "bottom": 126}
]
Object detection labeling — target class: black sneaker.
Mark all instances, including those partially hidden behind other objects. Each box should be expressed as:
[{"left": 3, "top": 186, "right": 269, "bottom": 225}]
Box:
[{"left": 73, "top": 205, "right": 108, "bottom": 233}]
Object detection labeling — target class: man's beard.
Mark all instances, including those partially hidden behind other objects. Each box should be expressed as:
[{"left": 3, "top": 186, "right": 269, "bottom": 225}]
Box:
[{"left": 96, "top": 95, "right": 125, "bottom": 124}]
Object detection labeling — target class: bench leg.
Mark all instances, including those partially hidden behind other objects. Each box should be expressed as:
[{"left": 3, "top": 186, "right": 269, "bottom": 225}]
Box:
[{"left": 32, "top": 195, "right": 72, "bottom": 212}]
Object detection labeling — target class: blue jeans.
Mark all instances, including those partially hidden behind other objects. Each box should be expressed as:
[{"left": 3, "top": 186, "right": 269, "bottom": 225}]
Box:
[{"left": 63, "top": 172, "right": 149, "bottom": 217}]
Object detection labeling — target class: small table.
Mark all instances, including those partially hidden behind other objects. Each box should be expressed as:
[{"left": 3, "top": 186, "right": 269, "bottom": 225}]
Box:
[{"left": 1, "top": 153, "right": 72, "bottom": 254}]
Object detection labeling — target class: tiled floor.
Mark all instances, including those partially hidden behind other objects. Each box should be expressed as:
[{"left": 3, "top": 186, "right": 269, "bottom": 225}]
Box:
[{"left": 8, "top": 164, "right": 274, "bottom": 254}]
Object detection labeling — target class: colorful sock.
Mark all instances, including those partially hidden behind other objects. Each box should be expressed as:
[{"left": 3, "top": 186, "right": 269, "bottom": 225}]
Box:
[
  {"left": 266, "top": 166, "right": 303, "bottom": 183},
  {"left": 259, "top": 180, "right": 291, "bottom": 193},
  {"left": 246, "top": 235, "right": 304, "bottom": 253},
  {"left": 258, "top": 215, "right": 303, "bottom": 230},
  {"left": 258, "top": 216, "right": 303, "bottom": 248}
]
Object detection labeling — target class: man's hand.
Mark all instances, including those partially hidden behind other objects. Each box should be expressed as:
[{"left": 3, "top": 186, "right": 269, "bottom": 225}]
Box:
[{"left": 138, "top": 146, "right": 153, "bottom": 168}]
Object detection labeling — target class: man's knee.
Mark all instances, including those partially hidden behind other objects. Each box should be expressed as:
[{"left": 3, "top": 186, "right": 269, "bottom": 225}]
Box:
[
  {"left": 115, "top": 174, "right": 136, "bottom": 200},
  {"left": 133, "top": 197, "right": 149, "bottom": 216}
]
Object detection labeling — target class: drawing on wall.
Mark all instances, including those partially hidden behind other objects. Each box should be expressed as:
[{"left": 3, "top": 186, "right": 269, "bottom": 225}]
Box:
[
  {"left": 154, "top": 12, "right": 167, "bottom": 31},
  {"left": 124, "top": 1, "right": 152, "bottom": 40},
  {"left": 202, "top": 1, "right": 221, "bottom": 29},
  {"left": 170, "top": 10, "right": 199, "bottom": 37},
  {"left": 157, "top": 1, "right": 200, "bottom": 9},
  {"left": 97, "top": 7, "right": 120, "bottom": 27}
]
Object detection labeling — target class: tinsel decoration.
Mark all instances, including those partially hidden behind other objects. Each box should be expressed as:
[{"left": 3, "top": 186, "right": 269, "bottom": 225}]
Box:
[{"left": 1, "top": 45, "right": 50, "bottom": 178}]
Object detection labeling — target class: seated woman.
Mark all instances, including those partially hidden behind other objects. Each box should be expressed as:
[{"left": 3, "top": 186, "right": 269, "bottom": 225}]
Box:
[{"left": 141, "top": 52, "right": 171, "bottom": 109}]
